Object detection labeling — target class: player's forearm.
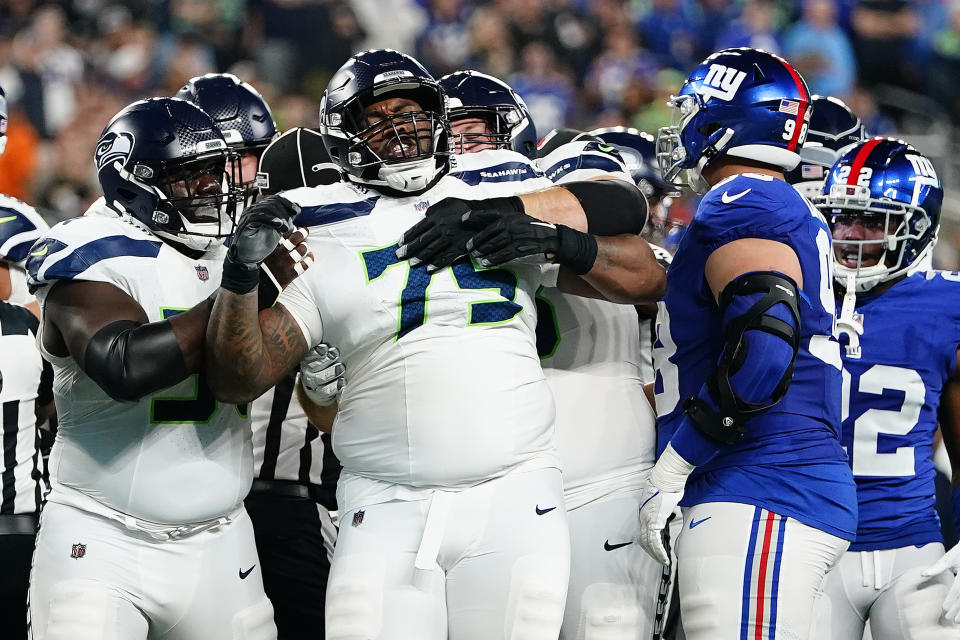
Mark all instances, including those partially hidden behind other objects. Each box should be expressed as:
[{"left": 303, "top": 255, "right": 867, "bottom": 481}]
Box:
[
  {"left": 578, "top": 235, "right": 666, "bottom": 304},
  {"left": 518, "top": 187, "right": 587, "bottom": 231},
  {"left": 206, "top": 289, "right": 279, "bottom": 403}
]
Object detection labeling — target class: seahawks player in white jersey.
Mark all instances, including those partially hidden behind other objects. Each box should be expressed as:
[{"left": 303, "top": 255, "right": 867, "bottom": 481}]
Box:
[
  {"left": 809, "top": 138, "right": 960, "bottom": 638},
  {"left": 0, "top": 85, "right": 48, "bottom": 315},
  {"left": 206, "top": 50, "right": 665, "bottom": 640},
  {"left": 26, "top": 98, "right": 279, "bottom": 640}
]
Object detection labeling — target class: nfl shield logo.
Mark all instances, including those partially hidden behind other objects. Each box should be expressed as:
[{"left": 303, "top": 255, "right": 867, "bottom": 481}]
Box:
[
  {"left": 414, "top": 200, "right": 429, "bottom": 212},
  {"left": 351, "top": 510, "right": 365, "bottom": 527},
  {"left": 70, "top": 543, "right": 86, "bottom": 559},
  {"left": 195, "top": 265, "right": 209, "bottom": 281}
]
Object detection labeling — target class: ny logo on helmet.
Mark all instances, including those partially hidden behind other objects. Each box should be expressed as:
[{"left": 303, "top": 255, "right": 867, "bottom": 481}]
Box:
[{"left": 700, "top": 64, "right": 747, "bottom": 102}]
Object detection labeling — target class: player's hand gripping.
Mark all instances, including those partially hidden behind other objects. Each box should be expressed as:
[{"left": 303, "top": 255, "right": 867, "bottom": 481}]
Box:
[
  {"left": 297, "top": 344, "right": 345, "bottom": 406},
  {"left": 260, "top": 227, "right": 313, "bottom": 308},
  {"left": 222, "top": 195, "right": 311, "bottom": 295},
  {"left": 396, "top": 196, "right": 524, "bottom": 273},
  {"left": 921, "top": 543, "right": 960, "bottom": 622}
]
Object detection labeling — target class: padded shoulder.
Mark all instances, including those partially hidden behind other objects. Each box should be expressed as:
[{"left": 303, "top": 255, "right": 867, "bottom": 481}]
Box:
[
  {"left": 0, "top": 194, "right": 49, "bottom": 266},
  {"left": 535, "top": 140, "right": 631, "bottom": 184},
  {"left": 26, "top": 214, "right": 162, "bottom": 291}
]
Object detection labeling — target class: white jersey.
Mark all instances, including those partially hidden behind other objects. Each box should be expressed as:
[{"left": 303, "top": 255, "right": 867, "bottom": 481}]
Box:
[
  {"left": 0, "top": 193, "right": 48, "bottom": 306},
  {"left": 278, "top": 149, "right": 559, "bottom": 513},
  {"left": 535, "top": 139, "right": 633, "bottom": 184},
  {"left": 28, "top": 199, "right": 252, "bottom": 524},
  {"left": 533, "top": 143, "right": 656, "bottom": 509}
]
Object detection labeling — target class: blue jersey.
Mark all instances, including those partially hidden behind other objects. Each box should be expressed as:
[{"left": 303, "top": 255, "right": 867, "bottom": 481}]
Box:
[
  {"left": 652, "top": 173, "right": 858, "bottom": 540},
  {"left": 840, "top": 271, "right": 960, "bottom": 551}
]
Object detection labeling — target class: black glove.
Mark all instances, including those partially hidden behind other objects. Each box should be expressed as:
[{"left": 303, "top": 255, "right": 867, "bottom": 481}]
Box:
[
  {"left": 396, "top": 196, "right": 524, "bottom": 273},
  {"left": 222, "top": 195, "right": 300, "bottom": 294},
  {"left": 465, "top": 209, "right": 599, "bottom": 275}
]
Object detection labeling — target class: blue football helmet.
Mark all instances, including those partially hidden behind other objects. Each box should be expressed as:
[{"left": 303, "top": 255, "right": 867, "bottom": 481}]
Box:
[
  {"left": 319, "top": 49, "right": 451, "bottom": 194},
  {"left": 657, "top": 48, "right": 812, "bottom": 194},
  {"left": 176, "top": 73, "right": 277, "bottom": 202},
  {"left": 815, "top": 137, "right": 942, "bottom": 292},
  {"left": 439, "top": 70, "right": 537, "bottom": 158},
  {"left": 785, "top": 95, "right": 867, "bottom": 198},
  {"left": 0, "top": 85, "right": 7, "bottom": 156},
  {"left": 96, "top": 97, "right": 241, "bottom": 253}
]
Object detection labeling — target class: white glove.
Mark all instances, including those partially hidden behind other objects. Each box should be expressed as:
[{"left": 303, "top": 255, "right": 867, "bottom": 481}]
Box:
[
  {"left": 636, "top": 442, "right": 694, "bottom": 565},
  {"left": 636, "top": 483, "right": 683, "bottom": 565},
  {"left": 297, "top": 344, "right": 345, "bottom": 407},
  {"left": 921, "top": 543, "right": 960, "bottom": 622}
]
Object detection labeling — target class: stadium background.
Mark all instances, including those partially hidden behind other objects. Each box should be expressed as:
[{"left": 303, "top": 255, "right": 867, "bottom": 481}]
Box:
[{"left": 0, "top": 0, "right": 958, "bottom": 265}]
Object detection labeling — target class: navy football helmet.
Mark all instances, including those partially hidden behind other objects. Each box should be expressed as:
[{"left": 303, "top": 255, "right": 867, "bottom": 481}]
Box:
[
  {"left": 590, "top": 126, "right": 685, "bottom": 251},
  {"left": 96, "top": 97, "right": 241, "bottom": 253},
  {"left": 0, "top": 85, "right": 7, "bottom": 156},
  {"left": 815, "top": 137, "right": 942, "bottom": 292},
  {"left": 785, "top": 95, "right": 867, "bottom": 198},
  {"left": 176, "top": 73, "right": 277, "bottom": 202},
  {"left": 657, "top": 48, "right": 812, "bottom": 194},
  {"left": 319, "top": 49, "right": 451, "bottom": 194},
  {"left": 439, "top": 70, "right": 537, "bottom": 158}
]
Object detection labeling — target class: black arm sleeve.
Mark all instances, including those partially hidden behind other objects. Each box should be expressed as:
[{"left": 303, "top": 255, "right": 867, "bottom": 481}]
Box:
[
  {"left": 83, "top": 320, "right": 189, "bottom": 402},
  {"left": 562, "top": 179, "right": 648, "bottom": 236}
]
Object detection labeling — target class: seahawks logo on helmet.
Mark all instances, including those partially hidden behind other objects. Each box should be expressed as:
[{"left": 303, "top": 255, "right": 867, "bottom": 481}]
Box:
[{"left": 95, "top": 131, "right": 135, "bottom": 169}]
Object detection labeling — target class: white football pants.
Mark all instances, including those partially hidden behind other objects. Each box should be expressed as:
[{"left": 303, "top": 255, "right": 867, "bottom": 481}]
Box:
[
  {"left": 561, "top": 489, "right": 673, "bottom": 640},
  {"left": 676, "top": 501, "right": 848, "bottom": 640},
  {"left": 812, "top": 543, "right": 959, "bottom": 639},
  {"left": 325, "top": 467, "right": 570, "bottom": 640},
  {"left": 29, "top": 500, "right": 276, "bottom": 640}
]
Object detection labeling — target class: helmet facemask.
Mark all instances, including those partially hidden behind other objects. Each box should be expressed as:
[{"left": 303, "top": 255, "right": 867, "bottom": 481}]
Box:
[
  {"left": 816, "top": 184, "right": 935, "bottom": 292},
  {"left": 127, "top": 149, "right": 242, "bottom": 252},
  {"left": 449, "top": 109, "right": 511, "bottom": 154},
  {"left": 332, "top": 85, "right": 450, "bottom": 193},
  {"left": 657, "top": 94, "right": 730, "bottom": 195}
]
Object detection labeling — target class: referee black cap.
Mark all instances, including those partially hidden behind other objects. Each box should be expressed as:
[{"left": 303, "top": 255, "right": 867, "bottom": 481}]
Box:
[{"left": 256, "top": 127, "right": 341, "bottom": 194}]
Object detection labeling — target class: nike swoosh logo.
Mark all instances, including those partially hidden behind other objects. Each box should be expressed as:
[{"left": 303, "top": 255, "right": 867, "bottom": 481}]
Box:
[
  {"left": 535, "top": 505, "right": 556, "bottom": 516},
  {"left": 239, "top": 565, "right": 256, "bottom": 579},
  {"left": 721, "top": 188, "right": 751, "bottom": 204},
  {"left": 604, "top": 540, "right": 632, "bottom": 551},
  {"left": 30, "top": 246, "right": 49, "bottom": 257},
  {"left": 689, "top": 516, "right": 711, "bottom": 529},
  {"left": 0, "top": 215, "right": 17, "bottom": 224}
]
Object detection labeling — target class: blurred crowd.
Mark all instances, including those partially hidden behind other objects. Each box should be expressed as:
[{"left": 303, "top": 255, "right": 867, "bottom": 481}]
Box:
[{"left": 3, "top": 0, "right": 960, "bottom": 260}]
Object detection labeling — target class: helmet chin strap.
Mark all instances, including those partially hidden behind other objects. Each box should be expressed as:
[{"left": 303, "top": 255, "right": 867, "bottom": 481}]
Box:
[{"left": 836, "top": 272, "right": 863, "bottom": 359}]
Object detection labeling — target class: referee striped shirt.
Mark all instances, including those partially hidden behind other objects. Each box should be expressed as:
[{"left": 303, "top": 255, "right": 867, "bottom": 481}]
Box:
[
  {"left": 0, "top": 301, "right": 52, "bottom": 516},
  {"left": 251, "top": 371, "right": 340, "bottom": 509}
]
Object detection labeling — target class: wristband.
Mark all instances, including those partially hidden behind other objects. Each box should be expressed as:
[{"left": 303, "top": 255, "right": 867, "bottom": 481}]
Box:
[
  {"left": 221, "top": 259, "right": 260, "bottom": 295},
  {"left": 651, "top": 443, "right": 696, "bottom": 492},
  {"left": 554, "top": 226, "right": 598, "bottom": 275}
]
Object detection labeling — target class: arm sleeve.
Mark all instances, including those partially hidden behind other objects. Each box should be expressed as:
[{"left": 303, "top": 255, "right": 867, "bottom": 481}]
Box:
[{"left": 276, "top": 276, "right": 324, "bottom": 348}]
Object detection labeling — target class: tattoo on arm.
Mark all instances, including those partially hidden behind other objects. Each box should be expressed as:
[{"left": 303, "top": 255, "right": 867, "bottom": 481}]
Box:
[{"left": 207, "top": 291, "right": 308, "bottom": 402}]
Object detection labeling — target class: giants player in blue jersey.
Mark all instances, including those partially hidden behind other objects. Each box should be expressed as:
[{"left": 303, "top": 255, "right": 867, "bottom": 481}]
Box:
[
  {"left": 639, "top": 47, "right": 858, "bottom": 639},
  {"left": 810, "top": 137, "right": 960, "bottom": 637}
]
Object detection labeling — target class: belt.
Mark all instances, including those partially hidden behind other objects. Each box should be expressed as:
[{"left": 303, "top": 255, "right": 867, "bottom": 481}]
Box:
[
  {"left": 249, "top": 479, "right": 334, "bottom": 507},
  {"left": 0, "top": 513, "right": 39, "bottom": 535}
]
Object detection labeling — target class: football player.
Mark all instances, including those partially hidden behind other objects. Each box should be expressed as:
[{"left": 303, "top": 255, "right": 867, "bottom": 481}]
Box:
[
  {"left": 438, "top": 71, "right": 670, "bottom": 640},
  {"left": 25, "top": 97, "right": 291, "bottom": 640},
  {"left": 205, "top": 49, "right": 665, "bottom": 640},
  {"left": 0, "top": 85, "right": 48, "bottom": 315},
  {"left": 810, "top": 138, "right": 960, "bottom": 637},
  {"left": 638, "top": 48, "right": 858, "bottom": 639},
  {"left": 176, "top": 73, "right": 278, "bottom": 207}
]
